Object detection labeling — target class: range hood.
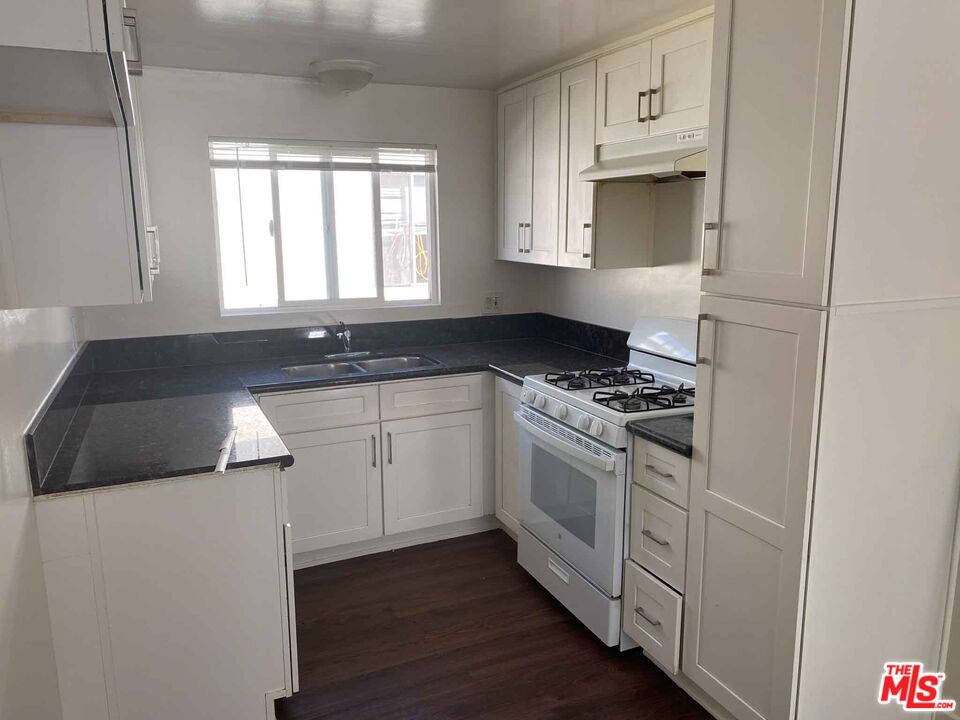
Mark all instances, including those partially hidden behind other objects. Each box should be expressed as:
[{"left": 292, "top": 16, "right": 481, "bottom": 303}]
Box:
[{"left": 580, "top": 128, "right": 708, "bottom": 183}]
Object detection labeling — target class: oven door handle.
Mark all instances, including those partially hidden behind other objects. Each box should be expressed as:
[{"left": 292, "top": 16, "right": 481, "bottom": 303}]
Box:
[{"left": 514, "top": 411, "right": 617, "bottom": 472}]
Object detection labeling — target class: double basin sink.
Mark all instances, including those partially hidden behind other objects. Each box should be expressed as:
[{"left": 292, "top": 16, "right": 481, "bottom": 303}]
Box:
[{"left": 281, "top": 353, "right": 441, "bottom": 379}]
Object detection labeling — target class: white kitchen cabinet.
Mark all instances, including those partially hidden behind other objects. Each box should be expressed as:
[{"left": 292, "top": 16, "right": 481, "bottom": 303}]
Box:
[
  {"left": 382, "top": 409, "right": 484, "bottom": 534},
  {"left": 525, "top": 73, "right": 561, "bottom": 265},
  {"left": 596, "top": 41, "right": 652, "bottom": 145},
  {"left": 0, "top": 0, "right": 153, "bottom": 308},
  {"left": 700, "top": 0, "right": 847, "bottom": 305},
  {"left": 684, "top": 296, "right": 825, "bottom": 720},
  {"left": 497, "top": 85, "right": 528, "bottom": 262},
  {"left": 648, "top": 17, "right": 713, "bottom": 136},
  {"left": 494, "top": 377, "right": 521, "bottom": 535},
  {"left": 595, "top": 17, "right": 712, "bottom": 146},
  {"left": 34, "top": 467, "right": 297, "bottom": 720},
  {"left": 283, "top": 424, "right": 383, "bottom": 554},
  {"left": 558, "top": 61, "right": 597, "bottom": 269},
  {"left": 496, "top": 73, "right": 560, "bottom": 265}
]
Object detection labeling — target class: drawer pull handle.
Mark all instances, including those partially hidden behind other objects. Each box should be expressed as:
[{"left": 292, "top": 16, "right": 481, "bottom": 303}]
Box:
[
  {"left": 635, "top": 606, "right": 661, "bottom": 627},
  {"left": 641, "top": 529, "right": 670, "bottom": 547},
  {"left": 547, "top": 557, "right": 570, "bottom": 584},
  {"left": 387, "top": 432, "right": 393, "bottom": 464},
  {"left": 644, "top": 464, "right": 674, "bottom": 480},
  {"left": 371, "top": 434, "right": 377, "bottom": 468}
]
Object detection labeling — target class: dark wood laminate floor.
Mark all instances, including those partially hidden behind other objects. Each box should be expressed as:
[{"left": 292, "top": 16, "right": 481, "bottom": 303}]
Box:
[{"left": 276, "top": 530, "right": 712, "bottom": 720}]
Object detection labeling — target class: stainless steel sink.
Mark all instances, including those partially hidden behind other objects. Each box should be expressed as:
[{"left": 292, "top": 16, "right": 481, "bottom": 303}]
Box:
[
  {"left": 354, "top": 355, "right": 441, "bottom": 372},
  {"left": 281, "top": 361, "right": 364, "bottom": 378},
  {"left": 280, "top": 354, "right": 441, "bottom": 379}
]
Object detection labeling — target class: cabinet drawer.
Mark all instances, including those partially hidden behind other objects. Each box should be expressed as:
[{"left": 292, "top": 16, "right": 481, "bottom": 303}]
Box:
[
  {"left": 259, "top": 385, "right": 379, "bottom": 433},
  {"left": 622, "top": 559, "right": 682, "bottom": 673},
  {"left": 630, "top": 485, "right": 688, "bottom": 592},
  {"left": 379, "top": 373, "right": 483, "bottom": 420},
  {"left": 632, "top": 436, "right": 691, "bottom": 509}
]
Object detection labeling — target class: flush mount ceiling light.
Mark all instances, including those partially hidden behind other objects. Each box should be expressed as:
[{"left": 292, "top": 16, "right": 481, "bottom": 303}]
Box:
[{"left": 309, "top": 59, "right": 377, "bottom": 93}]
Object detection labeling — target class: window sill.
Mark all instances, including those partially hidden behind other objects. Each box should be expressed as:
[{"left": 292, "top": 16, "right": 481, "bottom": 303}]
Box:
[{"left": 220, "top": 300, "right": 441, "bottom": 318}]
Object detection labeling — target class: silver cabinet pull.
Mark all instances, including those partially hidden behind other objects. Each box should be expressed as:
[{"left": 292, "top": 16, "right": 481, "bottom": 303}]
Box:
[
  {"left": 582, "top": 222, "right": 592, "bottom": 259},
  {"left": 649, "top": 86, "right": 661, "bottom": 121},
  {"left": 701, "top": 222, "right": 719, "bottom": 274},
  {"left": 635, "top": 606, "right": 662, "bottom": 627},
  {"left": 644, "top": 464, "right": 674, "bottom": 480},
  {"left": 524, "top": 222, "right": 532, "bottom": 253},
  {"left": 637, "top": 90, "right": 648, "bottom": 123},
  {"left": 697, "top": 312, "right": 715, "bottom": 367},
  {"left": 371, "top": 434, "right": 377, "bottom": 468},
  {"left": 517, "top": 222, "right": 524, "bottom": 253},
  {"left": 387, "top": 432, "right": 393, "bottom": 464},
  {"left": 641, "top": 528, "right": 670, "bottom": 547}
]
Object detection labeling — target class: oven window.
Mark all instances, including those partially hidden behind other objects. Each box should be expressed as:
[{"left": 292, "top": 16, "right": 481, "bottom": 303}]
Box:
[{"left": 530, "top": 444, "right": 598, "bottom": 548}]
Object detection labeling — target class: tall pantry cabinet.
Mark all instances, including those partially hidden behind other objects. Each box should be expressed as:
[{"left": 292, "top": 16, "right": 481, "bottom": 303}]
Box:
[{"left": 685, "top": 1, "right": 960, "bottom": 719}]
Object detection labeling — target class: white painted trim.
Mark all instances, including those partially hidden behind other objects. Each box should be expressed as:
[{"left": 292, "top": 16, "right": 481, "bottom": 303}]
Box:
[
  {"left": 497, "top": 7, "right": 715, "bottom": 94},
  {"left": 292, "top": 515, "right": 498, "bottom": 569}
]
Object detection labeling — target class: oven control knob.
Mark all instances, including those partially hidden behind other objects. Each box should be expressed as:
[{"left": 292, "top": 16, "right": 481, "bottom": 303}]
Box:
[
  {"left": 534, "top": 395, "right": 547, "bottom": 410},
  {"left": 590, "top": 420, "right": 604, "bottom": 438},
  {"left": 554, "top": 404, "right": 568, "bottom": 420},
  {"left": 520, "top": 389, "right": 534, "bottom": 404},
  {"left": 577, "top": 416, "right": 591, "bottom": 432}
]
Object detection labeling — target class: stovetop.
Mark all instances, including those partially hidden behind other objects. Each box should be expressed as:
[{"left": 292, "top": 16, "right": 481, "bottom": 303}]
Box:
[{"left": 541, "top": 366, "right": 695, "bottom": 414}]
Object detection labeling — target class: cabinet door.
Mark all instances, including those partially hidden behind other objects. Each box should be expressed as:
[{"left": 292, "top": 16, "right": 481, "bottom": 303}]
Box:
[
  {"left": 684, "top": 296, "right": 825, "bottom": 720},
  {"left": 525, "top": 73, "right": 560, "bottom": 265},
  {"left": 283, "top": 423, "right": 383, "bottom": 553},
  {"left": 596, "top": 41, "right": 651, "bottom": 145},
  {"left": 648, "top": 17, "right": 713, "bottom": 136},
  {"left": 382, "top": 410, "right": 484, "bottom": 534},
  {"left": 494, "top": 378, "right": 522, "bottom": 534},
  {"left": 0, "top": 123, "right": 140, "bottom": 308},
  {"left": 558, "top": 61, "right": 597, "bottom": 269},
  {"left": 497, "top": 85, "right": 529, "bottom": 262},
  {"left": 700, "top": 0, "right": 847, "bottom": 305}
]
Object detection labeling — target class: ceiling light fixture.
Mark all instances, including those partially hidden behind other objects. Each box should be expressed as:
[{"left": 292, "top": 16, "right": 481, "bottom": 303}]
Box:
[{"left": 309, "top": 59, "right": 377, "bottom": 93}]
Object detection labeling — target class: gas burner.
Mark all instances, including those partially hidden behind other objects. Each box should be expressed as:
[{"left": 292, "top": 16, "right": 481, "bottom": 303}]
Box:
[
  {"left": 583, "top": 368, "right": 657, "bottom": 387},
  {"left": 593, "top": 384, "right": 696, "bottom": 413},
  {"left": 545, "top": 371, "right": 603, "bottom": 391}
]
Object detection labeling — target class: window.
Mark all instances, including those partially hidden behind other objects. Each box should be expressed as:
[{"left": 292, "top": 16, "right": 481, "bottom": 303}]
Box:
[{"left": 210, "top": 139, "right": 439, "bottom": 313}]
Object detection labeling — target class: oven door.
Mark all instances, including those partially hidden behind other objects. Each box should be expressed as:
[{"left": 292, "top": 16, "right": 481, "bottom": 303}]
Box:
[{"left": 515, "top": 406, "right": 626, "bottom": 597}]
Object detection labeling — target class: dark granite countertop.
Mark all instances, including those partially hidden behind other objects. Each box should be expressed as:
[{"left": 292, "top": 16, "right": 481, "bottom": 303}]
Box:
[
  {"left": 30, "top": 337, "right": 621, "bottom": 496},
  {"left": 626, "top": 414, "right": 694, "bottom": 457}
]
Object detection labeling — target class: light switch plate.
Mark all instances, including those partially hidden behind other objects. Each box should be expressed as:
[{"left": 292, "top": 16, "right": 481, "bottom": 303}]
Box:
[{"left": 482, "top": 294, "right": 502, "bottom": 314}]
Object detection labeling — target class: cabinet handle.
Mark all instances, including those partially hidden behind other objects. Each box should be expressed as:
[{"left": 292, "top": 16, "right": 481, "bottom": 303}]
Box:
[
  {"left": 371, "top": 434, "right": 377, "bottom": 468},
  {"left": 641, "top": 528, "right": 671, "bottom": 547},
  {"left": 635, "top": 606, "right": 662, "bottom": 627},
  {"left": 697, "top": 313, "right": 714, "bottom": 367},
  {"left": 524, "top": 222, "right": 532, "bottom": 253},
  {"left": 701, "top": 222, "right": 719, "bottom": 274},
  {"left": 638, "top": 90, "right": 648, "bottom": 123},
  {"left": 582, "top": 223, "right": 592, "bottom": 259},
  {"left": 644, "top": 463, "right": 674, "bottom": 480},
  {"left": 649, "top": 86, "right": 661, "bottom": 121},
  {"left": 387, "top": 432, "right": 393, "bottom": 464},
  {"left": 517, "top": 222, "right": 524, "bottom": 253}
]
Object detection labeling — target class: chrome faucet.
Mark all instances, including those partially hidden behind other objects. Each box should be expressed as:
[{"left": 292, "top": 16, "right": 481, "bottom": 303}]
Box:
[{"left": 335, "top": 321, "right": 352, "bottom": 352}]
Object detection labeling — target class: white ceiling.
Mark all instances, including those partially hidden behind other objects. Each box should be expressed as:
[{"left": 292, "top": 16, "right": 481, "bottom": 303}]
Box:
[{"left": 132, "top": 0, "right": 711, "bottom": 90}]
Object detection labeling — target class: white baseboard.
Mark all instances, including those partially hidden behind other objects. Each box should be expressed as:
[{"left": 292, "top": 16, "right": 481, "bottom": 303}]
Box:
[{"left": 293, "top": 515, "right": 500, "bottom": 570}]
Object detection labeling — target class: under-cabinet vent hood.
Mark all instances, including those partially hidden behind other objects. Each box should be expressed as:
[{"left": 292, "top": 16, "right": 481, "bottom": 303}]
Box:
[{"left": 580, "top": 128, "right": 708, "bottom": 183}]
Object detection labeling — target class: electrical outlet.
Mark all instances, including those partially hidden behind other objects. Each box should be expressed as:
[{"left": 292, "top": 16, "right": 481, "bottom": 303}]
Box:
[{"left": 483, "top": 294, "right": 502, "bottom": 314}]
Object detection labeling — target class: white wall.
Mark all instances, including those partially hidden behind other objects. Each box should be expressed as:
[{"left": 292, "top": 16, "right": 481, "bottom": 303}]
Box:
[
  {"left": 541, "top": 180, "right": 704, "bottom": 330},
  {"left": 81, "top": 67, "right": 542, "bottom": 339},
  {"left": 0, "top": 307, "right": 79, "bottom": 720}
]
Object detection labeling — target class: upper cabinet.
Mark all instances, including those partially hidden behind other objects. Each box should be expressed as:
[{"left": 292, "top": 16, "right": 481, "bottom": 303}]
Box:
[
  {"left": 700, "top": 0, "right": 847, "bottom": 306},
  {"left": 0, "top": 0, "right": 156, "bottom": 308},
  {"left": 497, "top": 11, "right": 713, "bottom": 270},
  {"left": 596, "top": 17, "right": 712, "bottom": 145}
]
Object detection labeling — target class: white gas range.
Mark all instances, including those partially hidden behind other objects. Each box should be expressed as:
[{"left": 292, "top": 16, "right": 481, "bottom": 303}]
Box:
[{"left": 514, "top": 318, "right": 697, "bottom": 647}]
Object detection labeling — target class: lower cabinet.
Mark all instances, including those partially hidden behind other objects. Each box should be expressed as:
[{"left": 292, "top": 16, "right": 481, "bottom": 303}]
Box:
[
  {"left": 283, "top": 423, "right": 383, "bottom": 554},
  {"left": 494, "top": 377, "right": 522, "bottom": 534},
  {"left": 34, "top": 467, "right": 297, "bottom": 720},
  {"left": 382, "top": 409, "right": 485, "bottom": 534}
]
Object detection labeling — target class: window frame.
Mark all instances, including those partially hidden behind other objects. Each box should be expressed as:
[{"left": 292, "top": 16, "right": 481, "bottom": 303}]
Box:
[{"left": 209, "top": 137, "right": 440, "bottom": 316}]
